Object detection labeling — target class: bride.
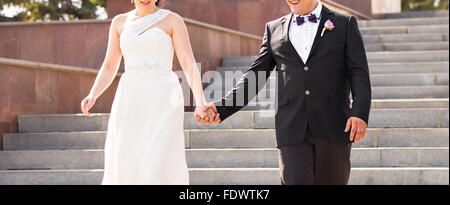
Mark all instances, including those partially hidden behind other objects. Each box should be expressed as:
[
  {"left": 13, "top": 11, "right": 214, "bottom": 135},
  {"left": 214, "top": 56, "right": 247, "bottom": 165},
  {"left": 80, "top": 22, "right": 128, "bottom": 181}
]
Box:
[{"left": 80, "top": 0, "right": 220, "bottom": 185}]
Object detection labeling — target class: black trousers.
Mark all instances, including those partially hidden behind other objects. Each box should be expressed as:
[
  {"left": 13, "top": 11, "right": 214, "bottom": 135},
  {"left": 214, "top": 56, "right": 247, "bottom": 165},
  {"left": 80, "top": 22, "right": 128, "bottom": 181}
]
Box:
[{"left": 277, "top": 125, "right": 352, "bottom": 185}]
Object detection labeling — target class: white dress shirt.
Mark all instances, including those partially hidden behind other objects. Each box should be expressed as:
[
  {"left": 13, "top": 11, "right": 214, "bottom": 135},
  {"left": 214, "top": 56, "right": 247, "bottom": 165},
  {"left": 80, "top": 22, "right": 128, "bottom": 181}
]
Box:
[{"left": 289, "top": 0, "right": 323, "bottom": 64}]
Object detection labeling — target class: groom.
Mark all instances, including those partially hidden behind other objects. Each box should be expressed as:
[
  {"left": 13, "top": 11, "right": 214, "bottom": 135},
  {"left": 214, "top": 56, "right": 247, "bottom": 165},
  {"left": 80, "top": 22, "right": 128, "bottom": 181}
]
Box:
[{"left": 199, "top": 0, "right": 371, "bottom": 185}]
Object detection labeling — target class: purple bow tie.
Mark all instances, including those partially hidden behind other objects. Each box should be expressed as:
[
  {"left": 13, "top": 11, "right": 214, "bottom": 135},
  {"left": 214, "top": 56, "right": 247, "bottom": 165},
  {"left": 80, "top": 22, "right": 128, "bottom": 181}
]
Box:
[{"left": 296, "top": 14, "right": 318, "bottom": 26}]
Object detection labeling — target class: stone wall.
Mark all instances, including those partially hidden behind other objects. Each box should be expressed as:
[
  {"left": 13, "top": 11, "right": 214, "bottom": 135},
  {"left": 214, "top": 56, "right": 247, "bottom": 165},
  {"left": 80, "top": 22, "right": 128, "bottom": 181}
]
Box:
[
  {"left": 371, "top": 0, "right": 401, "bottom": 14},
  {"left": 0, "top": 58, "right": 120, "bottom": 149},
  {"left": 107, "top": 0, "right": 291, "bottom": 36},
  {"left": 332, "top": 0, "right": 372, "bottom": 17},
  {"left": 0, "top": 18, "right": 262, "bottom": 73},
  {"left": 106, "top": 0, "right": 372, "bottom": 36}
]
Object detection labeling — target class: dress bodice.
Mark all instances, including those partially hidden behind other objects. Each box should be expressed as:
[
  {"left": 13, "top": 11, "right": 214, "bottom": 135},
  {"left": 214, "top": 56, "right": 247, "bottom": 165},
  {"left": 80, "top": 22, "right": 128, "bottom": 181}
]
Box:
[{"left": 119, "top": 9, "right": 173, "bottom": 72}]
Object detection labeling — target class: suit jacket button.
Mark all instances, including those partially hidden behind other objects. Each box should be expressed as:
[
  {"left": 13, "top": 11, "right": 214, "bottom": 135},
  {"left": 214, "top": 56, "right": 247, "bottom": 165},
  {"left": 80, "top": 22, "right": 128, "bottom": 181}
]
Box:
[
  {"left": 305, "top": 90, "right": 310, "bottom": 95},
  {"left": 304, "top": 66, "right": 309, "bottom": 71}
]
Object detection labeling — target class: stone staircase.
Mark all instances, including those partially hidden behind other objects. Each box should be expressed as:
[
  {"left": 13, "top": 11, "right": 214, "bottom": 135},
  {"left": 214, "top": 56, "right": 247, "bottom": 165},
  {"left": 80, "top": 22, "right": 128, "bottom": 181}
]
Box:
[{"left": 1, "top": 13, "right": 449, "bottom": 185}]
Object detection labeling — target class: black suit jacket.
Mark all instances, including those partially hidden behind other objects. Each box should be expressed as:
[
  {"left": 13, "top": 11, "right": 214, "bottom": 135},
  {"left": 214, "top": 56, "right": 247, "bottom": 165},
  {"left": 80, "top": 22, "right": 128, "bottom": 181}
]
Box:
[{"left": 214, "top": 6, "right": 372, "bottom": 146}]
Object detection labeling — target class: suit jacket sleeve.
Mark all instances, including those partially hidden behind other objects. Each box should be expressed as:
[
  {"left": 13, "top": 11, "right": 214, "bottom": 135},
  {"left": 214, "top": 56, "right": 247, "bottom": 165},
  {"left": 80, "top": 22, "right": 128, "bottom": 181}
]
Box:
[
  {"left": 345, "top": 16, "right": 372, "bottom": 124},
  {"left": 214, "top": 23, "right": 277, "bottom": 121}
]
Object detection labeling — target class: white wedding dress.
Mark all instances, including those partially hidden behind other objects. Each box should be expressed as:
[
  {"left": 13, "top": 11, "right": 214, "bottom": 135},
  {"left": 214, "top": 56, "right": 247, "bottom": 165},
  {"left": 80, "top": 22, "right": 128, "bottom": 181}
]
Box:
[{"left": 101, "top": 8, "right": 189, "bottom": 185}]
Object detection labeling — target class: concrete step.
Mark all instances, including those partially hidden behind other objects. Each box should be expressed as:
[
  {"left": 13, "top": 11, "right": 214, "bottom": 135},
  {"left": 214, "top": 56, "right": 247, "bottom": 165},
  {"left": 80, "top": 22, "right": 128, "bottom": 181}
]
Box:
[
  {"left": 0, "top": 169, "right": 104, "bottom": 185},
  {"left": 188, "top": 128, "right": 449, "bottom": 149},
  {"left": 2, "top": 131, "right": 107, "bottom": 151},
  {"left": 2, "top": 131, "right": 191, "bottom": 150},
  {"left": 0, "top": 167, "right": 447, "bottom": 185},
  {"left": 372, "top": 85, "right": 448, "bottom": 99},
  {"left": 371, "top": 73, "right": 448, "bottom": 86},
  {"left": 192, "top": 167, "right": 449, "bottom": 185},
  {"left": 19, "top": 114, "right": 111, "bottom": 133},
  {"left": 187, "top": 147, "right": 449, "bottom": 168},
  {"left": 251, "top": 108, "right": 448, "bottom": 129},
  {"left": 383, "top": 10, "right": 449, "bottom": 19},
  {"left": 0, "top": 150, "right": 103, "bottom": 170},
  {"left": 206, "top": 73, "right": 449, "bottom": 90},
  {"left": 243, "top": 98, "right": 449, "bottom": 110},
  {"left": 368, "top": 62, "right": 449, "bottom": 74},
  {"left": 218, "top": 98, "right": 450, "bottom": 111},
  {"left": 366, "top": 42, "right": 449, "bottom": 52},
  {"left": 0, "top": 147, "right": 447, "bottom": 170},
  {"left": 206, "top": 85, "right": 449, "bottom": 100},
  {"left": 367, "top": 50, "right": 449, "bottom": 63},
  {"left": 370, "top": 99, "right": 449, "bottom": 109},
  {"left": 222, "top": 51, "right": 450, "bottom": 66},
  {"left": 237, "top": 98, "right": 450, "bottom": 111},
  {"left": 359, "top": 17, "right": 449, "bottom": 27},
  {"left": 360, "top": 25, "right": 449, "bottom": 35},
  {"left": 17, "top": 108, "right": 449, "bottom": 132},
  {"left": 210, "top": 72, "right": 449, "bottom": 87},
  {"left": 213, "top": 62, "right": 449, "bottom": 76},
  {"left": 363, "top": 33, "right": 448, "bottom": 44},
  {"left": 366, "top": 108, "right": 449, "bottom": 129},
  {"left": 3, "top": 128, "right": 448, "bottom": 150}
]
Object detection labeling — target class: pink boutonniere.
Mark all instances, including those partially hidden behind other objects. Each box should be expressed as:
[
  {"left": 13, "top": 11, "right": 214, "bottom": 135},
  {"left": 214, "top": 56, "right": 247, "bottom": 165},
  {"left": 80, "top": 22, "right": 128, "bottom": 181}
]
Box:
[{"left": 321, "top": 19, "right": 335, "bottom": 37}]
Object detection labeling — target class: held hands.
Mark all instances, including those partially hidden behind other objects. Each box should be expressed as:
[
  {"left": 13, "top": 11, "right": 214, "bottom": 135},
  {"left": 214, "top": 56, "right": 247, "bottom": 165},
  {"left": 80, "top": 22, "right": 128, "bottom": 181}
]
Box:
[
  {"left": 345, "top": 117, "right": 367, "bottom": 143},
  {"left": 194, "top": 103, "right": 221, "bottom": 125},
  {"left": 81, "top": 94, "right": 97, "bottom": 117}
]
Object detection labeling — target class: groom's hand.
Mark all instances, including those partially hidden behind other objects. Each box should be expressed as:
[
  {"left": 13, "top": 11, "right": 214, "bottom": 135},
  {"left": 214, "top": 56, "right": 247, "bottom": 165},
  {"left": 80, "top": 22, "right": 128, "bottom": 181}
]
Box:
[{"left": 345, "top": 117, "right": 367, "bottom": 143}]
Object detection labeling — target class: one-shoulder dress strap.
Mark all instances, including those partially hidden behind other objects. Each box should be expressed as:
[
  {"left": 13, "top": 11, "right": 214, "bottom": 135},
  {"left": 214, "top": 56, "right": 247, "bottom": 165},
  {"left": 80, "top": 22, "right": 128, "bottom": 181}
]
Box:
[{"left": 126, "top": 9, "right": 171, "bottom": 36}]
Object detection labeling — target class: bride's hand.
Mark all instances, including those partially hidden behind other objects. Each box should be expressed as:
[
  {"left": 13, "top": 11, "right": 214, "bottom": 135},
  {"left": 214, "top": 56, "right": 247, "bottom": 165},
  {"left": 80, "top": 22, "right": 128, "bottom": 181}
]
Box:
[
  {"left": 194, "top": 105, "right": 208, "bottom": 124},
  {"left": 81, "top": 94, "right": 97, "bottom": 117},
  {"left": 194, "top": 103, "right": 221, "bottom": 124}
]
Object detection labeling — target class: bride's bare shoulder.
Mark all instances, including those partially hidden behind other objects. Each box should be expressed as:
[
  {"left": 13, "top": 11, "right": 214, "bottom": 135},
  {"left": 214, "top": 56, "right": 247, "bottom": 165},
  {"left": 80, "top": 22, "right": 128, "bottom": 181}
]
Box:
[
  {"left": 165, "top": 11, "right": 187, "bottom": 31},
  {"left": 111, "top": 11, "right": 133, "bottom": 34},
  {"left": 165, "top": 11, "right": 184, "bottom": 23},
  {"left": 111, "top": 12, "right": 130, "bottom": 25}
]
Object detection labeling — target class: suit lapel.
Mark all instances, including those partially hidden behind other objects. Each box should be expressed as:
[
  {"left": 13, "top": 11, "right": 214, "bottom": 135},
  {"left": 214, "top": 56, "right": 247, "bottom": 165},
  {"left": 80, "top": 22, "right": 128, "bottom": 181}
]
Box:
[
  {"left": 281, "top": 13, "right": 305, "bottom": 65},
  {"left": 307, "top": 6, "right": 334, "bottom": 61}
]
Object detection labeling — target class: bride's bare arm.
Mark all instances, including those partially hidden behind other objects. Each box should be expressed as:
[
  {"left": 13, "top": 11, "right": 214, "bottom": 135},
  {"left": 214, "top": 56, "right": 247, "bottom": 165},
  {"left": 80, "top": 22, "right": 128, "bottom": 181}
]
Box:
[
  {"left": 89, "top": 15, "right": 124, "bottom": 98},
  {"left": 170, "top": 13, "right": 206, "bottom": 107},
  {"left": 170, "top": 13, "right": 219, "bottom": 123},
  {"left": 81, "top": 15, "right": 124, "bottom": 116}
]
